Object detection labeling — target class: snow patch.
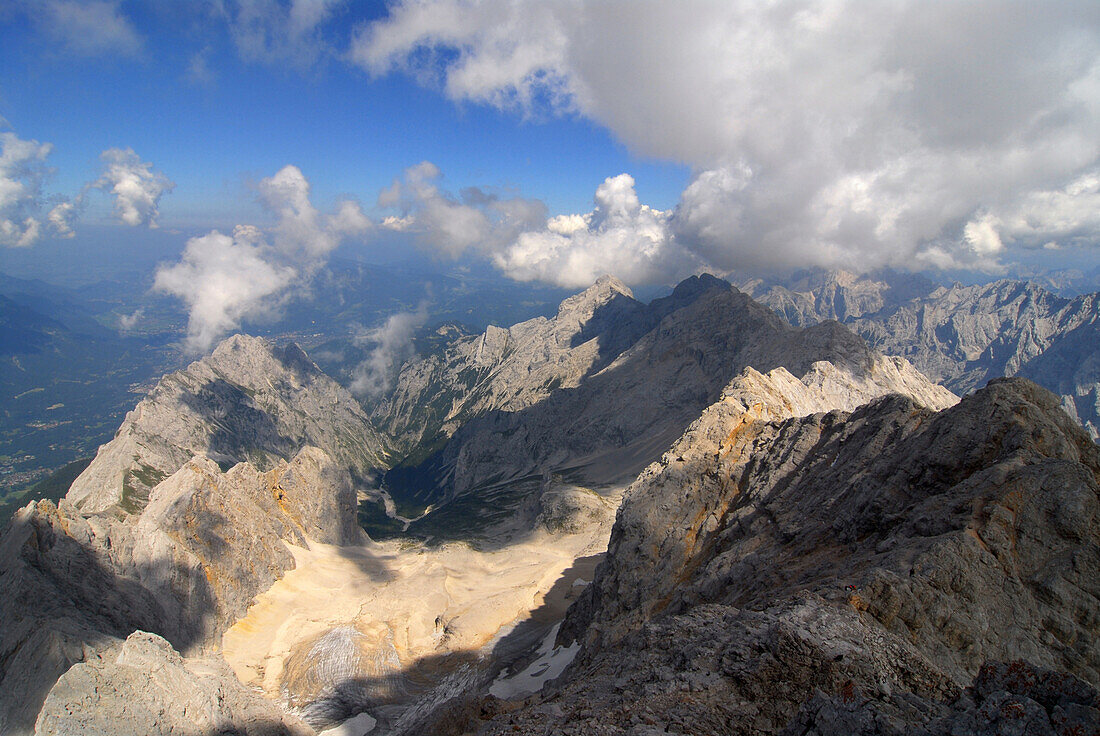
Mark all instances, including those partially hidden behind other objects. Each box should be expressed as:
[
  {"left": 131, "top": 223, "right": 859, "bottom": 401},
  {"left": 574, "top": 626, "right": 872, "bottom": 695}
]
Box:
[
  {"left": 489, "top": 623, "right": 580, "bottom": 699},
  {"left": 317, "top": 711, "right": 377, "bottom": 736}
]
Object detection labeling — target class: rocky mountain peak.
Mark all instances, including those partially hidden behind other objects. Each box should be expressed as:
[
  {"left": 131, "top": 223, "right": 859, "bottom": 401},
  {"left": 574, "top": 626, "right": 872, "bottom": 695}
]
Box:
[
  {"left": 555, "top": 273, "right": 634, "bottom": 319},
  {"left": 208, "top": 334, "right": 321, "bottom": 383},
  {"left": 666, "top": 272, "right": 730, "bottom": 302},
  {"left": 64, "top": 334, "right": 389, "bottom": 515}
]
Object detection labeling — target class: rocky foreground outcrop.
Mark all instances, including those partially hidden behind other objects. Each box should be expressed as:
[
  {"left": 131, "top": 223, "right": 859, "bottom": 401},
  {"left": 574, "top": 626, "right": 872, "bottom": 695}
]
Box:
[
  {"left": 67, "top": 334, "right": 390, "bottom": 514},
  {"left": 446, "top": 378, "right": 1100, "bottom": 735},
  {"left": 0, "top": 336, "right": 377, "bottom": 736},
  {"left": 1, "top": 446, "right": 359, "bottom": 735},
  {"left": 34, "top": 631, "right": 310, "bottom": 736}
]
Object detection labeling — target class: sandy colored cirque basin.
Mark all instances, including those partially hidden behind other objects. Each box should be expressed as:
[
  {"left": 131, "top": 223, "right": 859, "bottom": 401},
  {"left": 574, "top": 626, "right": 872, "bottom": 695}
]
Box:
[{"left": 221, "top": 503, "right": 615, "bottom": 716}]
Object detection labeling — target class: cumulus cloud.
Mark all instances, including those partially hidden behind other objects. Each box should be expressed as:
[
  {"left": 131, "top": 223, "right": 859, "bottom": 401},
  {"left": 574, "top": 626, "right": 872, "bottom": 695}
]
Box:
[
  {"left": 92, "top": 148, "right": 174, "bottom": 228},
  {"left": 350, "top": 0, "right": 573, "bottom": 112},
  {"left": 46, "top": 201, "right": 77, "bottom": 238},
  {"left": 357, "top": 0, "right": 1100, "bottom": 274},
  {"left": 222, "top": 0, "right": 346, "bottom": 69},
  {"left": 154, "top": 228, "right": 297, "bottom": 353},
  {"left": 495, "top": 174, "right": 696, "bottom": 287},
  {"left": 154, "top": 165, "right": 371, "bottom": 354},
  {"left": 378, "top": 163, "right": 697, "bottom": 287},
  {"left": 968, "top": 172, "right": 1100, "bottom": 253},
  {"left": 37, "top": 0, "right": 142, "bottom": 57},
  {"left": 117, "top": 308, "right": 144, "bottom": 332},
  {"left": 0, "top": 131, "right": 74, "bottom": 247},
  {"left": 1, "top": 131, "right": 174, "bottom": 247},
  {"left": 379, "top": 161, "right": 545, "bottom": 258},
  {"left": 350, "top": 302, "right": 429, "bottom": 398}
]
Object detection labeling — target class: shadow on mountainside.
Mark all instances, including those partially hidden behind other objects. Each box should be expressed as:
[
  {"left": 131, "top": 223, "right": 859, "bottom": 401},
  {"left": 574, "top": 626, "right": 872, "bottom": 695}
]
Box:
[
  {"left": 0, "top": 497, "right": 401, "bottom": 735},
  {"left": 383, "top": 289, "right": 881, "bottom": 548},
  {"left": 178, "top": 378, "right": 299, "bottom": 469},
  {"left": 567, "top": 290, "right": 654, "bottom": 374},
  {"left": 487, "top": 552, "right": 603, "bottom": 670},
  {"left": 0, "top": 505, "right": 214, "bottom": 734}
]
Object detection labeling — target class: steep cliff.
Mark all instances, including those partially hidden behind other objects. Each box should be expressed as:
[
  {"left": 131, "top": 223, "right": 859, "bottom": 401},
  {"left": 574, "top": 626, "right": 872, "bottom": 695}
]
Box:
[
  {"left": 66, "top": 334, "right": 390, "bottom": 514},
  {"left": 464, "top": 379, "right": 1099, "bottom": 735}
]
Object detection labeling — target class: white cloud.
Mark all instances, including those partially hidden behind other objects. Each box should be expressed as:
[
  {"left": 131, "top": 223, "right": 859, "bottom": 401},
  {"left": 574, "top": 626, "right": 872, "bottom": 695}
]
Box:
[
  {"left": 357, "top": 1, "right": 1100, "bottom": 274},
  {"left": 978, "top": 172, "right": 1100, "bottom": 250},
  {"left": 118, "top": 308, "right": 144, "bottom": 331},
  {"left": 0, "top": 131, "right": 73, "bottom": 247},
  {"left": 350, "top": 302, "right": 429, "bottom": 398},
  {"left": 378, "top": 164, "right": 694, "bottom": 287},
  {"left": 378, "top": 164, "right": 697, "bottom": 287},
  {"left": 154, "top": 165, "right": 372, "bottom": 354},
  {"left": 222, "top": 0, "right": 346, "bottom": 69},
  {"left": 46, "top": 201, "right": 76, "bottom": 238},
  {"left": 350, "top": 0, "right": 573, "bottom": 112},
  {"left": 154, "top": 229, "right": 297, "bottom": 354},
  {"left": 330, "top": 197, "right": 372, "bottom": 235},
  {"left": 379, "top": 161, "right": 545, "bottom": 258},
  {"left": 964, "top": 214, "right": 1005, "bottom": 257},
  {"left": 38, "top": 0, "right": 142, "bottom": 57},
  {"left": 495, "top": 173, "right": 695, "bottom": 288},
  {"left": 93, "top": 148, "right": 174, "bottom": 228},
  {"left": 1, "top": 132, "right": 175, "bottom": 247}
]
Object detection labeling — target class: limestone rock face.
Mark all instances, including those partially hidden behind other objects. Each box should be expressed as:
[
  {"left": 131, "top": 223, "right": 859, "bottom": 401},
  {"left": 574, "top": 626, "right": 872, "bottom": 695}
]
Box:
[
  {"left": 848, "top": 281, "right": 1096, "bottom": 394},
  {"left": 471, "top": 378, "right": 1100, "bottom": 735},
  {"left": 384, "top": 275, "right": 956, "bottom": 510},
  {"left": 66, "top": 334, "right": 390, "bottom": 514},
  {"left": 374, "top": 274, "right": 654, "bottom": 457},
  {"left": 0, "top": 445, "right": 363, "bottom": 736},
  {"left": 735, "top": 268, "right": 937, "bottom": 326},
  {"left": 738, "top": 269, "right": 1100, "bottom": 440},
  {"left": 34, "top": 631, "right": 310, "bottom": 736}
]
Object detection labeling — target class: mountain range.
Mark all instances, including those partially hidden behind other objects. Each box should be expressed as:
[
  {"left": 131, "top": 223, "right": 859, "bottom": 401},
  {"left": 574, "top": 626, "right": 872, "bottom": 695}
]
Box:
[
  {"left": 736, "top": 269, "right": 1100, "bottom": 439},
  {"left": 0, "top": 272, "right": 1096, "bottom": 735}
]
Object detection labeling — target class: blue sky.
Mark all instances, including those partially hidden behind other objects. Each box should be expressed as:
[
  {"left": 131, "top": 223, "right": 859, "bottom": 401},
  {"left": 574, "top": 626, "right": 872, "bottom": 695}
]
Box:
[
  {"left": 2, "top": 1, "right": 1100, "bottom": 352},
  {"left": 0, "top": 2, "right": 688, "bottom": 229}
]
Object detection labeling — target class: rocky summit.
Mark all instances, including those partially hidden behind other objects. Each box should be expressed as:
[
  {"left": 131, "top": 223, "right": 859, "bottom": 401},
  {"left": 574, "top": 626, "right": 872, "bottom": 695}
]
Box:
[
  {"left": 66, "top": 334, "right": 391, "bottom": 515},
  {"left": 450, "top": 378, "right": 1100, "bottom": 735}
]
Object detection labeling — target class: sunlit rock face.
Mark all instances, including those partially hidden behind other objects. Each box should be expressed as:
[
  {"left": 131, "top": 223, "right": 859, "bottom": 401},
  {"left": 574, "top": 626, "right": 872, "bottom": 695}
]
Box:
[
  {"left": 738, "top": 268, "right": 1100, "bottom": 441},
  {"left": 66, "top": 334, "right": 390, "bottom": 515},
  {"left": 0, "top": 334, "right": 381, "bottom": 736},
  {"left": 381, "top": 274, "right": 956, "bottom": 512},
  {"left": 464, "top": 378, "right": 1100, "bottom": 735},
  {"left": 34, "top": 631, "right": 311, "bottom": 736},
  {"left": 373, "top": 274, "right": 656, "bottom": 457},
  {"left": 0, "top": 444, "right": 361, "bottom": 735}
]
